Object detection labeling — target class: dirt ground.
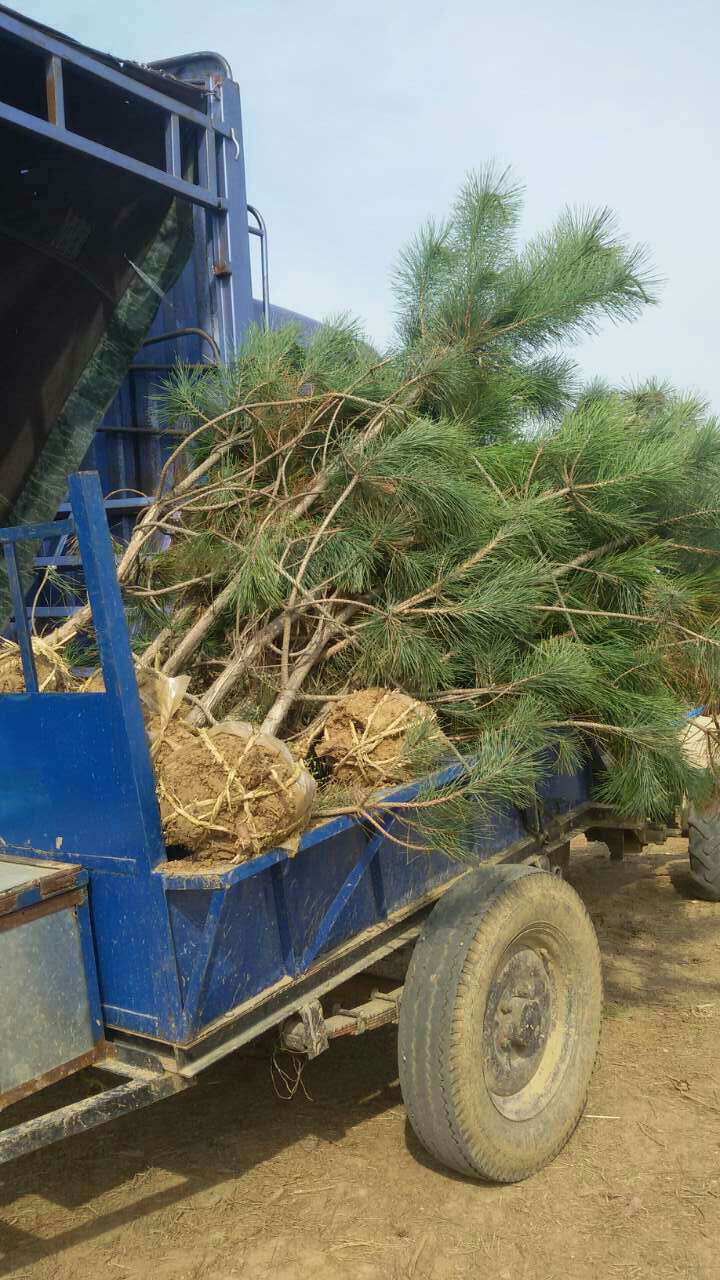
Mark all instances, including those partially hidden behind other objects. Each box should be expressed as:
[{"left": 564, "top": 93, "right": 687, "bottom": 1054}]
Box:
[{"left": 2, "top": 837, "right": 720, "bottom": 1280}]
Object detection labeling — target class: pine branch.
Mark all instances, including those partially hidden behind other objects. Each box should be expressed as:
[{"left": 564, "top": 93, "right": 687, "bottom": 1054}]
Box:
[{"left": 260, "top": 604, "right": 357, "bottom": 736}]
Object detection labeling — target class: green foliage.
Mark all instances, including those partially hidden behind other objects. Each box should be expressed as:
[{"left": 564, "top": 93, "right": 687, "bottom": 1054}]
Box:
[
  {"left": 393, "top": 166, "right": 655, "bottom": 434},
  {"left": 120, "top": 169, "right": 720, "bottom": 858}
]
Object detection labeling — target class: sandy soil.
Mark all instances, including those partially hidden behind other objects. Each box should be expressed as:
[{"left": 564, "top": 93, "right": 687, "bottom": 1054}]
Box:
[{"left": 2, "top": 837, "right": 720, "bottom": 1280}]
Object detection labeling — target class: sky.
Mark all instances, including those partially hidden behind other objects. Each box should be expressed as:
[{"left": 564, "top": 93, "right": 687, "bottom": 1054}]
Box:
[{"left": 16, "top": 0, "right": 720, "bottom": 409}]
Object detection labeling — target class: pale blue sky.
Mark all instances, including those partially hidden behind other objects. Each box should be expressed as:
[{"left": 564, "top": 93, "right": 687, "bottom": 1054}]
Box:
[{"left": 16, "top": 0, "right": 720, "bottom": 408}]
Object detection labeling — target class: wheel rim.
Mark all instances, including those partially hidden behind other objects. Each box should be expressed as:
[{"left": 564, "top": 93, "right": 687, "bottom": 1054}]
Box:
[{"left": 482, "top": 924, "right": 577, "bottom": 1122}]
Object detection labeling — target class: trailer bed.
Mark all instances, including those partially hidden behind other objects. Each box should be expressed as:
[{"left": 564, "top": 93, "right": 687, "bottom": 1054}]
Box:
[{"left": 1, "top": 472, "right": 597, "bottom": 1068}]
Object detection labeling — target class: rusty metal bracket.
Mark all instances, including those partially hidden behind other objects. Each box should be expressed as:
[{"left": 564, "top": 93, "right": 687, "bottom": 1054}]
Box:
[
  {"left": 281, "top": 987, "right": 403, "bottom": 1057},
  {"left": 289, "top": 1001, "right": 329, "bottom": 1059}
]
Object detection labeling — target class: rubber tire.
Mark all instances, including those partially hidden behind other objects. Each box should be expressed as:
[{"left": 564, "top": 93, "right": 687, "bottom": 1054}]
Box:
[
  {"left": 688, "top": 803, "right": 720, "bottom": 901},
  {"left": 398, "top": 864, "right": 603, "bottom": 1184}
]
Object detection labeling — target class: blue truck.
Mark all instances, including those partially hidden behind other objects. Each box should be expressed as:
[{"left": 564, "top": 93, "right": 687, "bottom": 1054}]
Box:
[{"left": 0, "top": 5, "right": 660, "bottom": 1184}]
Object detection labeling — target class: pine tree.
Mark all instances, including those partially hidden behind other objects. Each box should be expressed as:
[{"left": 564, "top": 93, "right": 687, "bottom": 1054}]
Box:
[{"left": 48, "top": 169, "right": 720, "bottom": 850}]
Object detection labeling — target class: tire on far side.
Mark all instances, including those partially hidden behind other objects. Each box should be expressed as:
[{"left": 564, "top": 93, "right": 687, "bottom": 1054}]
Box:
[
  {"left": 398, "top": 863, "right": 602, "bottom": 1184},
  {"left": 688, "top": 802, "right": 720, "bottom": 901}
]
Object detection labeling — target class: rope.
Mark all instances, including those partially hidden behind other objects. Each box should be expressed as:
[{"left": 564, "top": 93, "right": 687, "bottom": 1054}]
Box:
[{"left": 156, "top": 723, "right": 308, "bottom": 857}]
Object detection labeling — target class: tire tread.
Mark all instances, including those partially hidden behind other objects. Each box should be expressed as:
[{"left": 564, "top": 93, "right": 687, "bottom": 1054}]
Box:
[
  {"left": 688, "top": 805, "right": 720, "bottom": 900},
  {"left": 398, "top": 865, "right": 602, "bottom": 1183}
]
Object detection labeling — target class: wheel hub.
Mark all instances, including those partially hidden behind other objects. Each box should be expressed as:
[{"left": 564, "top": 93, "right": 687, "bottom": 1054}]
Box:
[{"left": 483, "top": 947, "right": 552, "bottom": 1097}]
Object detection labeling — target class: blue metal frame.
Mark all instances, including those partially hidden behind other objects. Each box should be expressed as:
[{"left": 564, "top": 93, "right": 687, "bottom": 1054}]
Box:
[
  {"left": 3, "top": 543, "right": 38, "bottom": 691},
  {"left": 0, "top": 10, "right": 223, "bottom": 131},
  {"left": 69, "top": 474, "right": 167, "bottom": 866},
  {"left": 0, "top": 98, "right": 225, "bottom": 211},
  {"left": 0, "top": 8, "right": 228, "bottom": 211}
]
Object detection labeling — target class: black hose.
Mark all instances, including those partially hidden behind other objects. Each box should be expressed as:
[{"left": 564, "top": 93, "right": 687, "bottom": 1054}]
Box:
[{"left": 140, "top": 327, "right": 221, "bottom": 364}]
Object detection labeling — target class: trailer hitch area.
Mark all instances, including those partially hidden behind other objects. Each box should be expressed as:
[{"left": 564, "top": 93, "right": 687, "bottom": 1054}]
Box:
[
  {"left": 0, "top": 1065, "right": 192, "bottom": 1166},
  {"left": 519, "top": 798, "right": 573, "bottom": 876},
  {"left": 521, "top": 798, "right": 561, "bottom": 853},
  {"left": 281, "top": 987, "right": 403, "bottom": 1058}
]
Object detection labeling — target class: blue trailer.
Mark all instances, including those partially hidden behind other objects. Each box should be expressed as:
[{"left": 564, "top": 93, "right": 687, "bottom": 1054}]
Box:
[
  {"left": 0, "top": 470, "right": 620, "bottom": 1183},
  {"left": 0, "top": 7, "right": 641, "bottom": 1183}
]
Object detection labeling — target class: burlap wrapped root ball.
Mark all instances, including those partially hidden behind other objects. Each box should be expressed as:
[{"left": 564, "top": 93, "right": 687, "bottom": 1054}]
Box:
[
  {"left": 681, "top": 716, "right": 720, "bottom": 774},
  {"left": 314, "top": 688, "right": 449, "bottom": 791},
  {"left": 0, "top": 639, "right": 70, "bottom": 693},
  {"left": 78, "top": 670, "right": 106, "bottom": 693},
  {"left": 154, "top": 720, "right": 316, "bottom": 861}
]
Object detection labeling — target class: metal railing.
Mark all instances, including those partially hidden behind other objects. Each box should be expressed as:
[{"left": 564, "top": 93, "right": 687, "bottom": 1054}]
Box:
[
  {"left": 1, "top": 516, "right": 73, "bottom": 690},
  {"left": 0, "top": 8, "right": 228, "bottom": 211},
  {"left": 247, "top": 205, "right": 270, "bottom": 330}
]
